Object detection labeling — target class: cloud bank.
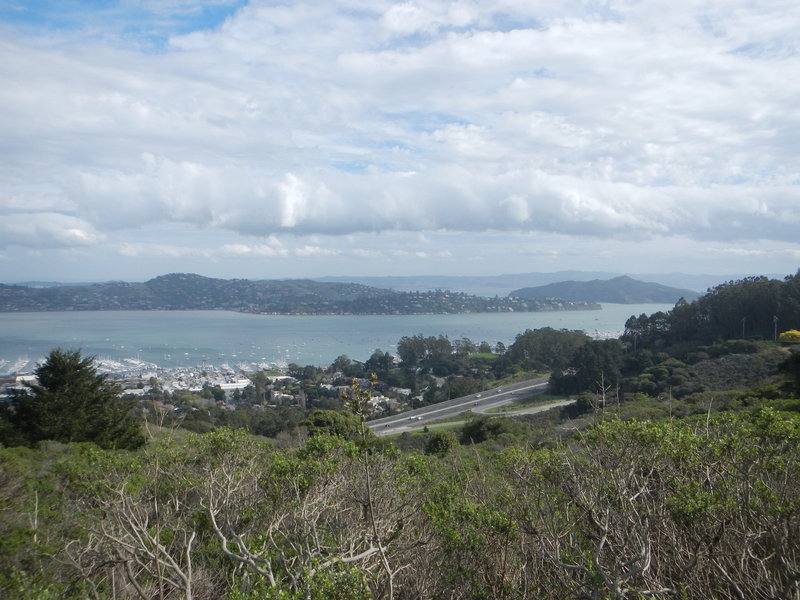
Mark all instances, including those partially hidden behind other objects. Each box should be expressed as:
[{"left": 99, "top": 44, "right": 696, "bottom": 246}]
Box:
[{"left": 0, "top": 0, "right": 799, "bottom": 279}]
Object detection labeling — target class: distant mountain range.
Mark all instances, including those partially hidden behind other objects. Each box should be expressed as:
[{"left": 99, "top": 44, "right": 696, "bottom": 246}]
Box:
[
  {"left": 0, "top": 273, "right": 598, "bottom": 314},
  {"left": 509, "top": 275, "right": 700, "bottom": 304},
  {"left": 316, "top": 271, "right": 785, "bottom": 297},
  {"left": 14, "top": 271, "right": 787, "bottom": 298}
]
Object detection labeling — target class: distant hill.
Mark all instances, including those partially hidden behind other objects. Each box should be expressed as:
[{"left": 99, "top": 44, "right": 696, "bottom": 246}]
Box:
[
  {"left": 0, "top": 273, "right": 599, "bottom": 314},
  {"left": 317, "top": 271, "right": 784, "bottom": 297},
  {"left": 509, "top": 276, "right": 700, "bottom": 304},
  {"left": 10, "top": 271, "right": 782, "bottom": 298},
  {"left": 316, "top": 271, "right": 624, "bottom": 297}
]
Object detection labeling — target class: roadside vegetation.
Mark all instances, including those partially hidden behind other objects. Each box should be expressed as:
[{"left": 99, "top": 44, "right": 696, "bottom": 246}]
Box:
[
  {"left": 1, "top": 270, "right": 800, "bottom": 598},
  {"left": 483, "top": 392, "right": 567, "bottom": 413}
]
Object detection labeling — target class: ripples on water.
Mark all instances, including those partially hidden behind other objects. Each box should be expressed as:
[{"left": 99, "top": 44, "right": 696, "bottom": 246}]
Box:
[{"left": 0, "top": 304, "right": 673, "bottom": 373}]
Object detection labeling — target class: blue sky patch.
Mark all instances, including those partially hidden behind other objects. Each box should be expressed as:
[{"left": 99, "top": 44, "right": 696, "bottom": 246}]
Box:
[{"left": 0, "top": 0, "right": 246, "bottom": 47}]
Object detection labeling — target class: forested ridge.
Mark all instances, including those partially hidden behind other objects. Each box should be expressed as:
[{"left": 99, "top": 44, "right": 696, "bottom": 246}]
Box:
[
  {"left": 0, "top": 273, "right": 597, "bottom": 314},
  {"left": 1, "top": 271, "right": 800, "bottom": 599},
  {"left": 510, "top": 275, "right": 700, "bottom": 304}
]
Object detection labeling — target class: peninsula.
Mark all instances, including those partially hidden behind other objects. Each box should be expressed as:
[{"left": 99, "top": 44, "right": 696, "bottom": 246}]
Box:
[{"left": 0, "top": 273, "right": 600, "bottom": 315}]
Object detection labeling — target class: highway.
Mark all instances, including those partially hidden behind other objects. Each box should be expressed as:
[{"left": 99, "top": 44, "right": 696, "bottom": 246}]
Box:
[{"left": 367, "top": 376, "right": 566, "bottom": 436}]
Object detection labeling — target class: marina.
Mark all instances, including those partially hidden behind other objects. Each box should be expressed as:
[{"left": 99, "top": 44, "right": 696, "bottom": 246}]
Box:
[{"left": 0, "top": 303, "right": 674, "bottom": 375}]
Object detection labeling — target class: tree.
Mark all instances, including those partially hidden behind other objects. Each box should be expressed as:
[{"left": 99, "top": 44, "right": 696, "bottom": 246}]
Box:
[
  {"left": 508, "top": 328, "right": 590, "bottom": 371},
  {"left": 331, "top": 354, "right": 353, "bottom": 372},
  {"left": 0, "top": 348, "right": 144, "bottom": 450},
  {"left": 365, "top": 349, "right": 393, "bottom": 378},
  {"left": 453, "top": 337, "right": 476, "bottom": 356},
  {"left": 459, "top": 415, "right": 527, "bottom": 445},
  {"left": 448, "top": 376, "right": 481, "bottom": 398},
  {"left": 302, "top": 409, "right": 375, "bottom": 444},
  {"left": 425, "top": 430, "right": 458, "bottom": 456},
  {"left": 780, "top": 349, "right": 800, "bottom": 394},
  {"left": 550, "top": 339, "right": 623, "bottom": 396},
  {"left": 779, "top": 329, "right": 800, "bottom": 344},
  {"left": 397, "top": 335, "right": 427, "bottom": 368}
]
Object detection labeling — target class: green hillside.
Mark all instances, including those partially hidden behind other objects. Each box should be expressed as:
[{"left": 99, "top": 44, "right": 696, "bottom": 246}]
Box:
[
  {"left": 510, "top": 274, "right": 700, "bottom": 303},
  {"left": 1, "top": 269, "right": 799, "bottom": 599},
  {"left": 0, "top": 273, "right": 598, "bottom": 314}
]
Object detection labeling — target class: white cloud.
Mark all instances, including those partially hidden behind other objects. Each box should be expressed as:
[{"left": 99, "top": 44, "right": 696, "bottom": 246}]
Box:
[
  {"left": 218, "top": 238, "right": 288, "bottom": 258},
  {"left": 1, "top": 0, "right": 799, "bottom": 281},
  {"left": 116, "top": 242, "right": 206, "bottom": 258},
  {"left": 0, "top": 213, "right": 103, "bottom": 249},
  {"left": 295, "top": 245, "right": 339, "bottom": 257}
]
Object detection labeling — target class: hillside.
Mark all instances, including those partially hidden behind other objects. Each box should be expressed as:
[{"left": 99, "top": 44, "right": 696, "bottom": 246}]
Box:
[
  {"left": 2, "top": 271, "right": 800, "bottom": 599},
  {"left": 509, "top": 275, "right": 700, "bottom": 304},
  {"left": 315, "top": 271, "right": 786, "bottom": 296},
  {"left": 0, "top": 273, "right": 599, "bottom": 314}
]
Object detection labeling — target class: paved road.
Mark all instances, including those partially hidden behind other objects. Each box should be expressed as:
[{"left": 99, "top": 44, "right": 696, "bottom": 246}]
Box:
[{"left": 367, "top": 376, "right": 566, "bottom": 437}]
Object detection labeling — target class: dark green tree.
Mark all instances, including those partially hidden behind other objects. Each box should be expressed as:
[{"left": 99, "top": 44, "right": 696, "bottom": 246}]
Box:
[
  {"left": 779, "top": 349, "right": 800, "bottom": 395},
  {"left": 331, "top": 354, "right": 353, "bottom": 372},
  {"left": 424, "top": 430, "right": 459, "bottom": 455},
  {"left": 0, "top": 348, "right": 144, "bottom": 450},
  {"left": 550, "top": 339, "right": 624, "bottom": 396},
  {"left": 453, "top": 337, "right": 476, "bottom": 356},
  {"left": 628, "top": 271, "right": 800, "bottom": 349},
  {"left": 365, "top": 349, "right": 393, "bottom": 378},
  {"left": 448, "top": 376, "right": 481, "bottom": 398},
  {"left": 397, "top": 335, "right": 427, "bottom": 367},
  {"left": 301, "top": 408, "right": 375, "bottom": 444},
  {"left": 507, "top": 327, "right": 590, "bottom": 371},
  {"left": 459, "top": 415, "right": 527, "bottom": 445}
]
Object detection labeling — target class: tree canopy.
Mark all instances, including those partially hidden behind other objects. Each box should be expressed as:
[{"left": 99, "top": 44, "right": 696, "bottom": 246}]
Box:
[
  {"left": 301, "top": 408, "right": 375, "bottom": 444},
  {"left": 623, "top": 271, "right": 800, "bottom": 348},
  {"left": 0, "top": 348, "right": 144, "bottom": 450}
]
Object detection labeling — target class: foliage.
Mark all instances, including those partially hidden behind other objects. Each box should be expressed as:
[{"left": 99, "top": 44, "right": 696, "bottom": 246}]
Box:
[
  {"left": 780, "top": 329, "right": 800, "bottom": 344},
  {"left": 5, "top": 271, "right": 800, "bottom": 597},
  {"left": 624, "top": 271, "right": 800, "bottom": 348},
  {"left": 0, "top": 273, "right": 593, "bottom": 314},
  {"left": 459, "top": 415, "right": 529, "bottom": 445},
  {"left": 549, "top": 338, "right": 624, "bottom": 396},
  {"left": 780, "top": 349, "right": 800, "bottom": 395},
  {"left": 0, "top": 348, "right": 144, "bottom": 450},
  {"left": 397, "top": 334, "right": 457, "bottom": 375},
  {"left": 506, "top": 327, "right": 590, "bottom": 371},
  {"left": 2, "top": 407, "right": 800, "bottom": 599},
  {"left": 423, "top": 430, "right": 458, "bottom": 456},
  {"left": 301, "top": 409, "right": 371, "bottom": 444}
]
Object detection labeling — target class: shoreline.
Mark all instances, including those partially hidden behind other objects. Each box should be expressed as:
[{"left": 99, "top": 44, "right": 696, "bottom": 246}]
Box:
[{"left": 0, "top": 303, "right": 672, "bottom": 375}]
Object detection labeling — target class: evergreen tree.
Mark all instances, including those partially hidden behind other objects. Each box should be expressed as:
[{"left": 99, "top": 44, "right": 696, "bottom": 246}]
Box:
[
  {"left": 424, "top": 430, "right": 458, "bottom": 455},
  {"left": 0, "top": 348, "right": 144, "bottom": 449},
  {"left": 550, "top": 339, "right": 624, "bottom": 395}
]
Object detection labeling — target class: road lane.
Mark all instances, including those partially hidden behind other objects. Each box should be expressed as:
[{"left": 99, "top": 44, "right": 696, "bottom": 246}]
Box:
[
  {"left": 418, "top": 399, "right": 577, "bottom": 433},
  {"left": 367, "top": 376, "right": 561, "bottom": 437}
]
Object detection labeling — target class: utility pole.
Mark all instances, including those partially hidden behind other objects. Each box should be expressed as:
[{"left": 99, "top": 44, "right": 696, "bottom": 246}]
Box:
[{"left": 774, "top": 315, "right": 779, "bottom": 342}]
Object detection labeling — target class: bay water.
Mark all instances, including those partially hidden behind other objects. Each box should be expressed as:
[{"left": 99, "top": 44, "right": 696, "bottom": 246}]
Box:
[{"left": 0, "top": 304, "right": 672, "bottom": 373}]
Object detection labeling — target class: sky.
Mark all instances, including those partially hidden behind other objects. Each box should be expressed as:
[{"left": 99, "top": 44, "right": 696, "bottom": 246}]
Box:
[{"left": 1, "top": 0, "right": 799, "bottom": 284}]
